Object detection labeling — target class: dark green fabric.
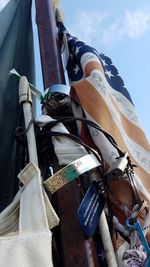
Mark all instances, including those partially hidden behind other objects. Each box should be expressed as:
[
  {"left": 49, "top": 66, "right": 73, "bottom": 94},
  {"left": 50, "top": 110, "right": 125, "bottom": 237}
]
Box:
[{"left": 0, "top": 0, "right": 34, "bottom": 211}]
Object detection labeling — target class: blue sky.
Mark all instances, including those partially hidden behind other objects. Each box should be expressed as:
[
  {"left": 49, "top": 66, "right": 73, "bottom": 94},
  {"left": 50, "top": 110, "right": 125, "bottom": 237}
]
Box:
[
  {"left": 60, "top": 0, "right": 150, "bottom": 142},
  {"left": 1, "top": 0, "right": 150, "bottom": 142}
]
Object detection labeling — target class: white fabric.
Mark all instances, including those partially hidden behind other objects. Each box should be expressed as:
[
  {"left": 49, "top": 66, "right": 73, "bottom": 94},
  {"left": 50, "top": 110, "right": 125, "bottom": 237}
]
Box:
[
  {"left": 0, "top": 163, "right": 59, "bottom": 267},
  {"left": 36, "top": 115, "right": 88, "bottom": 165}
]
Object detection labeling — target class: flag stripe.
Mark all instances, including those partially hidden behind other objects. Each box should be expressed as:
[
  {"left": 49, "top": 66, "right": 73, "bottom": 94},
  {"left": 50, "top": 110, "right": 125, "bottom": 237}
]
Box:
[
  {"left": 109, "top": 179, "right": 133, "bottom": 208},
  {"left": 110, "top": 95, "right": 150, "bottom": 152},
  {"left": 73, "top": 80, "right": 114, "bottom": 132},
  {"left": 72, "top": 79, "right": 150, "bottom": 173},
  {"left": 60, "top": 22, "right": 150, "bottom": 259},
  {"left": 73, "top": 76, "right": 150, "bottom": 158},
  {"left": 84, "top": 61, "right": 104, "bottom": 77}
]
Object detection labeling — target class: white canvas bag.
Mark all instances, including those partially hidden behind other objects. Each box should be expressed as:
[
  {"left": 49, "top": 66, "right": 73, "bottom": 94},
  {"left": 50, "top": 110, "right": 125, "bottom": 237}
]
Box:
[{"left": 0, "top": 163, "right": 59, "bottom": 267}]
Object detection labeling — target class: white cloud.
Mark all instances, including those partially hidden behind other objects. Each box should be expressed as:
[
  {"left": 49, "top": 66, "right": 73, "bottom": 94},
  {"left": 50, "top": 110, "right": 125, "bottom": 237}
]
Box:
[
  {"left": 69, "top": 8, "right": 150, "bottom": 48},
  {"left": 99, "top": 20, "right": 124, "bottom": 46},
  {"left": 101, "top": 9, "right": 150, "bottom": 46},
  {"left": 68, "top": 11, "right": 109, "bottom": 45},
  {"left": 0, "top": 0, "right": 10, "bottom": 11},
  {"left": 124, "top": 10, "right": 150, "bottom": 39}
]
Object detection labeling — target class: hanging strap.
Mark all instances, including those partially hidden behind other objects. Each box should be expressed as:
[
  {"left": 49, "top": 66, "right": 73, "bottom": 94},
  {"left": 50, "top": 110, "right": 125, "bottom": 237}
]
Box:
[
  {"left": 0, "top": 189, "right": 23, "bottom": 235},
  {"left": 18, "top": 163, "right": 59, "bottom": 233}
]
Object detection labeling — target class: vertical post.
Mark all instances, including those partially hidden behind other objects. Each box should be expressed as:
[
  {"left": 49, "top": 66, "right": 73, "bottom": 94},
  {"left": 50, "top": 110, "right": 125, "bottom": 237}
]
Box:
[
  {"left": 35, "top": 1, "right": 100, "bottom": 266},
  {"left": 35, "top": 0, "right": 64, "bottom": 88}
]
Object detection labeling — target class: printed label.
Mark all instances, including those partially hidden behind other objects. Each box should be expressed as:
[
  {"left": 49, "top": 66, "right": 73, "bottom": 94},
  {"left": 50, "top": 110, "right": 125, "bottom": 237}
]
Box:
[
  {"left": 77, "top": 181, "right": 104, "bottom": 237},
  {"left": 44, "top": 154, "right": 100, "bottom": 193}
]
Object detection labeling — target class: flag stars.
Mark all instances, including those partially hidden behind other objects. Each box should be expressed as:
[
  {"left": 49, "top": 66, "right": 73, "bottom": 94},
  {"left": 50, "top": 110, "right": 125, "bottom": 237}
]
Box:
[
  {"left": 75, "top": 46, "right": 80, "bottom": 54},
  {"left": 101, "top": 59, "right": 107, "bottom": 67},
  {"left": 74, "top": 38, "right": 79, "bottom": 43},
  {"left": 93, "top": 49, "right": 99, "bottom": 56},
  {"left": 68, "top": 36, "right": 74, "bottom": 42},
  {"left": 105, "top": 70, "right": 114, "bottom": 79},
  {"left": 69, "top": 53, "right": 73, "bottom": 62},
  {"left": 63, "top": 30, "right": 68, "bottom": 35},
  {"left": 73, "top": 64, "right": 80, "bottom": 74}
]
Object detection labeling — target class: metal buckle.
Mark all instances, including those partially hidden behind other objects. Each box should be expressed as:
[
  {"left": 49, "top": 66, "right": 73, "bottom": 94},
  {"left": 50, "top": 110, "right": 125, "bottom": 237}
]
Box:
[
  {"left": 130, "top": 200, "right": 149, "bottom": 222},
  {"left": 126, "top": 156, "right": 144, "bottom": 208}
]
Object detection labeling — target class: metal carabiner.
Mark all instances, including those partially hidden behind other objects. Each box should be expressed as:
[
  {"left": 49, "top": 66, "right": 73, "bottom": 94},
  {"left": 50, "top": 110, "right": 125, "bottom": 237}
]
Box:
[{"left": 130, "top": 200, "right": 149, "bottom": 222}]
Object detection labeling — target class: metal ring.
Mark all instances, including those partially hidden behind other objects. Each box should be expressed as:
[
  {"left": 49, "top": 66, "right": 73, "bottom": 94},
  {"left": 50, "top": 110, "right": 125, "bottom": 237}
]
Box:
[{"left": 131, "top": 200, "right": 149, "bottom": 221}]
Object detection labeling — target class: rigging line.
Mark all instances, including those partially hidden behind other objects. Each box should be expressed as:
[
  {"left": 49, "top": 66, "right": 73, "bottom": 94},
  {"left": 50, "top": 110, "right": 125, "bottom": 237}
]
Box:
[
  {"left": 41, "top": 116, "right": 124, "bottom": 156},
  {"left": 39, "top": 117, "right": 143, "bottom": 211},
  {"left": 39, "top": 130, "right": 104, "bottom": 166},
  {"left": 14, "top": 119, "right": 34, "bottom": 143}
]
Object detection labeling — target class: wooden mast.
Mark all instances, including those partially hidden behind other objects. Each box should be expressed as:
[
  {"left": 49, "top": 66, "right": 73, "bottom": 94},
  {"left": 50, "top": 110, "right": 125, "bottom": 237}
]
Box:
[{"left": 35, "top": 1, "right": 100, "bottom": 266}]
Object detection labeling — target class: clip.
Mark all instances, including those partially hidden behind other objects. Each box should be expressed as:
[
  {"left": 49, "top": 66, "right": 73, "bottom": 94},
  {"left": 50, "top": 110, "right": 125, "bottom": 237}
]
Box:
[
  {"left": 130, "top": 200, "right": 149, "bottom": 222},
  {"left": 126, "top": 218, "right": 150, "bottom": 255}
]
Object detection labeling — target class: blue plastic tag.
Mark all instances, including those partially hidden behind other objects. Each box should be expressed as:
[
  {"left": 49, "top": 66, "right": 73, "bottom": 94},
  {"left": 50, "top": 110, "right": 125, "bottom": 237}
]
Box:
[{"left": 77, "top": 181, "right": 105, "bottom": 237}]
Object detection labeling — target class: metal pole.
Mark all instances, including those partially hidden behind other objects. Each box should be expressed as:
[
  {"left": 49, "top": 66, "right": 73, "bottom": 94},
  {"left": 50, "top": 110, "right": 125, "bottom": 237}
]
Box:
[
  {"left": 35, "top": 0, "right": 64, "bottom": 88},
  {"left": 35, "top": 1, "right": 100, "bottom": 266}
]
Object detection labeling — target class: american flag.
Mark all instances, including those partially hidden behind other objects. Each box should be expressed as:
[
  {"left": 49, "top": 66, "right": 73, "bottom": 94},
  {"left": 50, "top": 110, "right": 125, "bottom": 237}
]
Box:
[{"left": 59, "top": 22, "right": 150, "bottom": 260}]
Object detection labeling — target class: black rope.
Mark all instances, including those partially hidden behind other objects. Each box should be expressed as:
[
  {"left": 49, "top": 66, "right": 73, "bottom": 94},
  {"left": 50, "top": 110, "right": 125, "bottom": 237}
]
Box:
[
  {"left": 14, "top": 119, "right": 34, "bottom": 145},
  {"left": 39, "top": 130, "right": 103, "bottom": 167},
  {"left": 41, "top": 116, "right": 125, "bottom": 157}
]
